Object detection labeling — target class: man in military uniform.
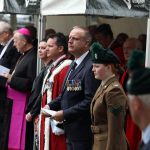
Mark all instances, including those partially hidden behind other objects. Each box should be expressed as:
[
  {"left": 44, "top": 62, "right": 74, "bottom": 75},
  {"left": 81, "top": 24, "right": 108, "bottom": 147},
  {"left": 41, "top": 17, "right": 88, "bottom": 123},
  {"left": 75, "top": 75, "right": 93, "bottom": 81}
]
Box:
[{"left": 127, "top": 68, "right": 150, "bottom": 150}]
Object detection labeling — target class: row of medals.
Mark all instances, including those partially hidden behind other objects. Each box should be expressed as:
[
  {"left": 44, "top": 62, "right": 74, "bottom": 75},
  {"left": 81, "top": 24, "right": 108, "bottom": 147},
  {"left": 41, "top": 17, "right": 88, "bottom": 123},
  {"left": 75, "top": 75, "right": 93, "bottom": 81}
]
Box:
[{"left": 66, "top": 80, "right": 82, "bottom": 91}]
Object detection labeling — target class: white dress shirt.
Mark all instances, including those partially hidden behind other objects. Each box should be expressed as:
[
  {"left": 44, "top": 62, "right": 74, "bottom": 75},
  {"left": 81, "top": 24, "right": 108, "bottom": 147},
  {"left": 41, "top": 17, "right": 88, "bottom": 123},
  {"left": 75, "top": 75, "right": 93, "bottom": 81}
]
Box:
[
  {"left": 142, "top": 124, "right": 150, "bottom": 144},
  {"left": 74, "top": 51, "right": 89, "bottom": 69},
  {"left": 0, "top": 38, "right": 13, "bottom": 59}
]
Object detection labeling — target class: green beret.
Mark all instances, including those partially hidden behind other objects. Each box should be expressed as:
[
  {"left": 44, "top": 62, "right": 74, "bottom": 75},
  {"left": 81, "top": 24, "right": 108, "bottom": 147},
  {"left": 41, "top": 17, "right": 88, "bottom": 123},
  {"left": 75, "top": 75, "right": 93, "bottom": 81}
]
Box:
[
  {"left": 127, "top": 68, "right": 150, "bottom": 95},
  {"left": 127, "top": 49, "right": 145, "bottom": 71},
  {"left": 90, "top": 42, "right": 120, "bottom": 64}
]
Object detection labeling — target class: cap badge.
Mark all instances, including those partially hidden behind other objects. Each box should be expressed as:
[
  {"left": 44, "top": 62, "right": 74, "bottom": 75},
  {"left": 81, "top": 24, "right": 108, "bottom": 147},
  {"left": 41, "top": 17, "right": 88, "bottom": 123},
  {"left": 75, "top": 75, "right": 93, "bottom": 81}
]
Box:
[{"left": 94, "top": 53, "right": 98, "bottom": 59}]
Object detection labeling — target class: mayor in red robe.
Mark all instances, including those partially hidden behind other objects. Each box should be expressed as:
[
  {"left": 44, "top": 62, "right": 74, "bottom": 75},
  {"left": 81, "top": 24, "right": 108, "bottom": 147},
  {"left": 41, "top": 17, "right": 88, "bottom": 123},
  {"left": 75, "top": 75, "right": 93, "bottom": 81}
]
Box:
[{"left": 39, "top": 33, "right": 72, "bottom": 150}]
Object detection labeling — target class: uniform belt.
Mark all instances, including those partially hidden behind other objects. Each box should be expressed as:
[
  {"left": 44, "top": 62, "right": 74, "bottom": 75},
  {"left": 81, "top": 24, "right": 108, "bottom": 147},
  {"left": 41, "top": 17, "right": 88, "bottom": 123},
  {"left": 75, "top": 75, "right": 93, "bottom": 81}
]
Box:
[{"left": 91, "top": 125, "right": 107, "bottom": 134}]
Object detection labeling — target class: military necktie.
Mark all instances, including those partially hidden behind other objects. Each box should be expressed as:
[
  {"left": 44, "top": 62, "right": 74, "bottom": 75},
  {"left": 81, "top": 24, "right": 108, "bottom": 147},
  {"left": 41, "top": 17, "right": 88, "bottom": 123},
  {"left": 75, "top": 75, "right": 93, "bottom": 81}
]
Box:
[
  {"left": 68, "top": 61, "right": 77, "bottom": 77},
  {"left": 61, "top": 61, "right": 77, "bottom": 91}
]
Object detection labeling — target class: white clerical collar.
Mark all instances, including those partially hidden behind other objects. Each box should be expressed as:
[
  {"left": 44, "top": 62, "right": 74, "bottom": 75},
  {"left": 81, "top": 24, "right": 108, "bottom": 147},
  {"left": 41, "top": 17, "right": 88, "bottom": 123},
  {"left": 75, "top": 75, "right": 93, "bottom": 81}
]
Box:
[
  {"left": 142, "top": 124, "right": 150, "bottom": 144},
  {"left": 74, "top": 51, "right": 89, "bottom": 68}
]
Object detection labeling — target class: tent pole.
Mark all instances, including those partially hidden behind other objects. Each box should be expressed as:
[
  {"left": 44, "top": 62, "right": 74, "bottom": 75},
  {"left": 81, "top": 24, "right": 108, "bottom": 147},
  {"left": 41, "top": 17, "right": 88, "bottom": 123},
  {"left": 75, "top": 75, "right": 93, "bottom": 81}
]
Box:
[
  {"left": 36, "top": 14, "right": 42, "bottom": 75},
  {"left": 145, "top": 6, "right": 150, "bottom": 68},
  {"left": 36, "top": 14, "right": 46, "bottom": 75},
  {"left": 10, "top": 14, "right": 17, "bottom": 30}
]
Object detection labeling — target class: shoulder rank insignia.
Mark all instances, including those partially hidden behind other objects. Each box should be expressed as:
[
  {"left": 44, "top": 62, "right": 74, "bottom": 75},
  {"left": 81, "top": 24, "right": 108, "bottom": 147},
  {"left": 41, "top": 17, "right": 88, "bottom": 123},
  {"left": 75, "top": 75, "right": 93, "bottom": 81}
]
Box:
[{"left": 108, "top": 105, "right": 123, "bottom": 116}]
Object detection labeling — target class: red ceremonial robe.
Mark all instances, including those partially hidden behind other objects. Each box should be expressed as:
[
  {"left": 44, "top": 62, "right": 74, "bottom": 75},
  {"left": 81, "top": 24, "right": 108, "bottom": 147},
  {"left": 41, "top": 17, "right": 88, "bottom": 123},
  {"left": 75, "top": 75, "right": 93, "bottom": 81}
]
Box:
[
  {"left": 120, "top": 70, "right": 141, "bottom": 150},
  {"left": 39, "top": 56, "right": 72, "bottom": 150}
]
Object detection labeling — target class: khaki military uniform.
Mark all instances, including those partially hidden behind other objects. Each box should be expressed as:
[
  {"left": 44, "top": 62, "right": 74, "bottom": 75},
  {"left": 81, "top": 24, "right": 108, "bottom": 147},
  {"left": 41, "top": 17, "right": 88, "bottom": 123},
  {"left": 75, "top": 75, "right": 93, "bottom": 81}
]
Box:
[{"left": 91, "top": 75, "right": 128, "bottom": 150}]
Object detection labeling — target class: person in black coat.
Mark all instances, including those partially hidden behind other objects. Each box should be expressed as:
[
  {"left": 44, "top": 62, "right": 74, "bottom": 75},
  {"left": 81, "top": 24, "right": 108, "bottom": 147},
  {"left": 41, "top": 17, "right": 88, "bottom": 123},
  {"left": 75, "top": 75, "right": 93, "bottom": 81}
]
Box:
[
  {"left": 25, "top": 39, "right": 51, "bottom": 121},
  {"left": 0, "top": 21, "right": 20, "bottom": 150},
  {"left": 0, "top": 21, "right": 20, "bottom": 73},
  {"left": 42, "top": 26, "right": 100, "bottom": 150},
  {"left": 1, "top": 27, "right": 37, "bottom": 150}
]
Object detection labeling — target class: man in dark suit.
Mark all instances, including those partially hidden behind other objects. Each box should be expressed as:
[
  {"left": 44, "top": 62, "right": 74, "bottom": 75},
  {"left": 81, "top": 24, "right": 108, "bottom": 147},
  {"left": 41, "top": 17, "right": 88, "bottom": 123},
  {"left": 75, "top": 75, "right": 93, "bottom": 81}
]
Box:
[
  {"left": 0, "top": 44, "right": 4, "bottom": 53},
  {"left": 127, "top": 68, "right": 150, "bottom": 150},
  {"left": 0, "top": 21, "right": 20, "bottom": 149},
  {"left": 43, "top": 26, "right": 100, "bottom": 150},
  {"left": 0, "top": 21, "right": 20, "bottom": 73}
]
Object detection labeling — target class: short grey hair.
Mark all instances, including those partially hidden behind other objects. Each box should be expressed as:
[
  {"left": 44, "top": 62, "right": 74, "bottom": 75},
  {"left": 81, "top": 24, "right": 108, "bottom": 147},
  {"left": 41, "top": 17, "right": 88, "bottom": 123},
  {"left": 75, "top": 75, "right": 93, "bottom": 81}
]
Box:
[
  {"left": 137, "top": 94, "right": 150, "bottom": 106},
  {"left": 128, "top": 94, "right": 150, "bottom": 106},
  {"left": 0, "top": 21, "right": 13, "bottom": 35},
  {"left": 72, "top": 26, "right": 92, "bottom": 45}
]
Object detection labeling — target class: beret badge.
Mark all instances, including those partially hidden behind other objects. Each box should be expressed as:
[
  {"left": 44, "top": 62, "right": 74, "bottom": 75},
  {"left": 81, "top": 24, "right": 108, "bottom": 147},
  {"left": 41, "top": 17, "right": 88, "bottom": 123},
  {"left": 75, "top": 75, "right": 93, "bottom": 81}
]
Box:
[
  {"left": 90, "top": 42, "right": 120, "bottom": 64},
  {"left": 94, "top": 53, "right": 98, "bottom": 59}
]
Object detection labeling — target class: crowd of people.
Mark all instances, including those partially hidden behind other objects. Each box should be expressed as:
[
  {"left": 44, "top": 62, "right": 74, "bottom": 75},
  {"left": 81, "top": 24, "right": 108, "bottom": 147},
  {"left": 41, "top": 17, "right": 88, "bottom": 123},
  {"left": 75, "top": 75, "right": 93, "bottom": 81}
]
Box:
[{"left": 0, "top": 20, "right": 149, "bottom": 150}]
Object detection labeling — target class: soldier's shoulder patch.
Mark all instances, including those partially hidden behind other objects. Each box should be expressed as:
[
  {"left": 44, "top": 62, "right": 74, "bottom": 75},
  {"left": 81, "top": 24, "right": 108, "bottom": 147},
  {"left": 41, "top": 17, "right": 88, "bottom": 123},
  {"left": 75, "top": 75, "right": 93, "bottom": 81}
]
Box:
[{"left": 108, "top": 105, "right": 123, "bottom": 116}]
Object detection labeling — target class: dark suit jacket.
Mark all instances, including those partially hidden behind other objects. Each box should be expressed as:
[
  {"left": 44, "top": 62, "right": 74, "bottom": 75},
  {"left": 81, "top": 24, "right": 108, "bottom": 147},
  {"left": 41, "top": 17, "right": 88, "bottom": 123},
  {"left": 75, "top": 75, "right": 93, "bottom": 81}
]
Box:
[
  {"left": 49, "top": 52, "right": 100, "bottom": 141},
  {"left": 0, "top": 44, "right": 4, "bottom": 53},
  {"left": 0, "top": 40, "right": 20, "bottom": 73},
  {"left": 0, "top": 41, "right": 21, "bottom": 148},
  {"left": 25, "top": 66, "right": 48, "bottom": 117}
]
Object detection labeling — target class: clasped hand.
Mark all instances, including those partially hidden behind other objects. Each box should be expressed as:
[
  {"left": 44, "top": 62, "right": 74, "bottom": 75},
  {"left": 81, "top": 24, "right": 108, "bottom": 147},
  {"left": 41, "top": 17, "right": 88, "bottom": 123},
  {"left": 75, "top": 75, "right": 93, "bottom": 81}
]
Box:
[
  {"left": 42, "top": 105, "right": 64, "bottom": 122},
  {"left": 1, "top": 73, "right": 12, "bottom": 83}
]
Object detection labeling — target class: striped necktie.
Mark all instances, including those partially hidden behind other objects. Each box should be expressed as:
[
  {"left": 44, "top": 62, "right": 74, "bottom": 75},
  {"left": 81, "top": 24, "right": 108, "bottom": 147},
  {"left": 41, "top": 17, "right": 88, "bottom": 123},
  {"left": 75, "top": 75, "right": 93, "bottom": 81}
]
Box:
[{"left": 68, "top": 61, "right": 77, "bottom": 78}]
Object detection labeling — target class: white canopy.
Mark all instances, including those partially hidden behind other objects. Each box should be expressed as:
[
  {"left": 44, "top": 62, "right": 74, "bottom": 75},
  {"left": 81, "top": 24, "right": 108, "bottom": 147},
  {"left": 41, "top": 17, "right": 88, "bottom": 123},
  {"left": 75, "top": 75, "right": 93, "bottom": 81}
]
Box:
[
  {"left": 41, "top": 0, "right": 86, "bottom": 15},
  {"left": 41, "top": 0, "right": 149, "bottom": 17},
  {"left": 0, "top": 0, "right": 4, "bottom": 12}
]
